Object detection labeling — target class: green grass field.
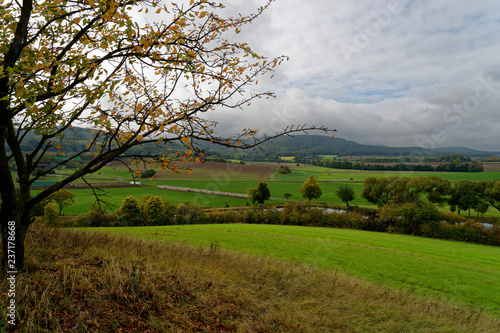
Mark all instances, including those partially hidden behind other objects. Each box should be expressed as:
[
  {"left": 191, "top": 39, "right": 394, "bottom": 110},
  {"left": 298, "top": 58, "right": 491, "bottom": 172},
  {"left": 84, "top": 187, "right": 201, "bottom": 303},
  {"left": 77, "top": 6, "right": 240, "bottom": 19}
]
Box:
[
  {"left": 9, "top": 224, "right": 500, "bottom": 332},
  {"left": 86, "top": 223, "right": 500, "bottom": 318}
]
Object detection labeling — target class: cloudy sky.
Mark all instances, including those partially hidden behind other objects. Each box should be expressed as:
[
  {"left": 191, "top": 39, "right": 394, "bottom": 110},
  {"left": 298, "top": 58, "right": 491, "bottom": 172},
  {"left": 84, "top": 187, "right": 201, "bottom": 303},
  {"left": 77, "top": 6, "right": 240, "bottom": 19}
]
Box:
[{"left": 208, "top": 0, "right": 500, "bottom": 152}]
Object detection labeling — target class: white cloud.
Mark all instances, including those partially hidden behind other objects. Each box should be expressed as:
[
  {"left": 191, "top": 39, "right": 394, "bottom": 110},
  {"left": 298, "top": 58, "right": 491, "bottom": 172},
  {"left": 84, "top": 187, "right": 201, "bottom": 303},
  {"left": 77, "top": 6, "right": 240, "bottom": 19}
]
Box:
[{"left": 207, "top": 0, "right": 500, "bottom": 152}]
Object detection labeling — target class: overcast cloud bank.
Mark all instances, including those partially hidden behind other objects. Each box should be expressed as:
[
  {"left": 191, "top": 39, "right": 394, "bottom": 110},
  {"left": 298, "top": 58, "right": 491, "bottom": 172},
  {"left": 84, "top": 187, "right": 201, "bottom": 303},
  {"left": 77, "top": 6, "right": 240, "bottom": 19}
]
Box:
[{"left": 212, "top": 0, "right": 500, "bottom": 152}]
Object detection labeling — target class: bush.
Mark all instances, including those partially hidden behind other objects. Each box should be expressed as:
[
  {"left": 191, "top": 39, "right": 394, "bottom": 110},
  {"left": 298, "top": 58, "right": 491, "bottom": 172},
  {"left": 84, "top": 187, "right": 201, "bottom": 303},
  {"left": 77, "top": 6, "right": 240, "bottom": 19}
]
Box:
[
  {"left": 85, "top": 206, "right": 116, "bottom": 227},
  {"left": 176, "top": 202, "right": 204, "bottom": 224},
  {"left": 44, "top": 202, "right": 59, "bottom": 226},
  {"left": 140, "top": 169, "right": 157, "bottom": 178},
  {"left": 378, "top": 202, "right": 441, "bottom": 235},
  {"left": 398, "top": 201, "right": 441, "bottom": 235},
  {"left": 442, "top": 212, "right": 466, "bottom": 224},
  {"left": 378, "top": 204, "right": 400, "bottom": 232},
  {"left": 32, "top": 197, "right": 53, "bottom": 217}
]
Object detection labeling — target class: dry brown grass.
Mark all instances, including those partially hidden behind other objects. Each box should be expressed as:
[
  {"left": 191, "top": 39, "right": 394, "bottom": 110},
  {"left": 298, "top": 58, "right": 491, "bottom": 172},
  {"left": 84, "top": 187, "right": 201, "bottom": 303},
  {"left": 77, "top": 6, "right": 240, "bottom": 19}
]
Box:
[{"left": 2, "top": 223, "right": 500, "bottom": 332}]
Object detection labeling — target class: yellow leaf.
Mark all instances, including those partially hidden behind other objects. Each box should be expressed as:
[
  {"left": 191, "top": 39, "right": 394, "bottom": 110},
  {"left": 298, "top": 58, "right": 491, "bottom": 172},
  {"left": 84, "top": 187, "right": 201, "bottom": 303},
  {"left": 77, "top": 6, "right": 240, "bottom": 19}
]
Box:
[
  {"left": 73, "top": 17, "right": 81, "bottom": 24},
  {"left": 156, "top": 8, "right": 161, "bottom": 14},
  {"left": 329, "top": 134, "right": 335, "bottom": 140},
  {"left": 199, "top": 11, "right": 206, "bottom": 18}
]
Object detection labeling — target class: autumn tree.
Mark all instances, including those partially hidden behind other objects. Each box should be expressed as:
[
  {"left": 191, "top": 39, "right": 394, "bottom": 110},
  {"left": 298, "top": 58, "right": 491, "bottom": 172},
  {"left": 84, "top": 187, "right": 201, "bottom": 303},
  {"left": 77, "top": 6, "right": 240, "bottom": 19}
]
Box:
[
  {"left": 143, "top": 195, "right": 166, "bottom": 224},
  {"left": 116, "top": 196, "right": 143, "bottom": 226},
  {"left": 246, "top": 187, "right": 259, "bottom": 205},
  {"left": 48, "top": 189, "right": 75, "bottom": 215},
  {"left": 300, "top": 176, "right": 322, "bottom": 201},
  {"left": 0, "top": 0, "right": 335, "bottom": 270}
]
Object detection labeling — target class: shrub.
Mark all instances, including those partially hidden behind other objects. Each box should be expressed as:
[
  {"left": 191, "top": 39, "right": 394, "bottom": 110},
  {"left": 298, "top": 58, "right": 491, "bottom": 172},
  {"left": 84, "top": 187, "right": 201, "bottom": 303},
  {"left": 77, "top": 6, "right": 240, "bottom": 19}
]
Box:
[
  {"left": 32, "top": 197, "right": 53, "bottom": 217},
  {"left": 85, "top": 206, "right": 116, "bottom": 227},
  {"left": 442, "top": 212, "right": 466, "bottom": 224},
  {"left": 379, "top": 202, "right": 441, "bottom": 235},
  {"left": 140, "top": 169, "right": 157, "bottom": 178},
  {"left": 398, "top": 201, "right": 441, "bottom": 235},
  {"left": 378, "top": 204, "right": 400, "bottom": 231},
  {"left": 44, "top": 202, "right": 59, "bottom": 226},
  {"left": 176, "top": 202, "right": 204, "bottom": 224}
]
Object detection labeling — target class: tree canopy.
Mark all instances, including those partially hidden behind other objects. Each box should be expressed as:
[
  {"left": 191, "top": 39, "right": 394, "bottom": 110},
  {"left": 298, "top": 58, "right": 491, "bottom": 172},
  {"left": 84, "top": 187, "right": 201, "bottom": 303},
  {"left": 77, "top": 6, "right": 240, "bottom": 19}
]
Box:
[
  {"left": 246, "top": 182, "right": 271, "bottom": 205},
  {"left": 300, "top": 176, "right": 322, "bottom": 201},
  {"left": 0, "top": 0, "right": 332, "bottom": 271},
  {"left": 335, "top": 184, "right": 355, "bottom": 206}
]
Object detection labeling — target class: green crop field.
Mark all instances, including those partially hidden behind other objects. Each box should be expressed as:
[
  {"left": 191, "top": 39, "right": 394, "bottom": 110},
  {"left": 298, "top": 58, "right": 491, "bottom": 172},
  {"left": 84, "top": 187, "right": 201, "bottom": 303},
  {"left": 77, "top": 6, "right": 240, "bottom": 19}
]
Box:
[{"left": 86, "top": 223, "right": 500, "bottom": 318}]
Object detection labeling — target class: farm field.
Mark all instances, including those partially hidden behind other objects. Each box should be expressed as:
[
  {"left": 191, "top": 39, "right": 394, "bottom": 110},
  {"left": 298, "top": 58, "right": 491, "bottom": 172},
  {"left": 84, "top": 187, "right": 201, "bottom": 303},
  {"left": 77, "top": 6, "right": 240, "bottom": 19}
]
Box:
[
  {"left": 86, "top": 223, "right": 500, "bottom": 318},
  {"left": 274, "top": 165, "right": 500, "bottom": 182},
  {"left": 34, "top": 161, "right": 500, "bottom": 218}
]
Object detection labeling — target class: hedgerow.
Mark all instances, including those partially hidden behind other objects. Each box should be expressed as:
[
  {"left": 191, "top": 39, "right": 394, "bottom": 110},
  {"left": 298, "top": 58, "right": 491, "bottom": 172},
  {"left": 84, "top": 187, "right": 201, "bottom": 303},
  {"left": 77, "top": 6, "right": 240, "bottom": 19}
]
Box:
[{"left": 51, "top": 197, "right": 500, "bottom": 247}]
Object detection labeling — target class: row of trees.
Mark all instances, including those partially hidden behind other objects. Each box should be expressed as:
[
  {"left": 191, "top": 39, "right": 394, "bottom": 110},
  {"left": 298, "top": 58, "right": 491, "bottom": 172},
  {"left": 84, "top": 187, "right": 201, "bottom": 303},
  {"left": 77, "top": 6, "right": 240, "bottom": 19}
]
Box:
[
  {"left": 361, "top": 176, "right": 500, "bottom": 217},
  {"left": 312, "top": 158, "right": 484, "bottom": 173}
]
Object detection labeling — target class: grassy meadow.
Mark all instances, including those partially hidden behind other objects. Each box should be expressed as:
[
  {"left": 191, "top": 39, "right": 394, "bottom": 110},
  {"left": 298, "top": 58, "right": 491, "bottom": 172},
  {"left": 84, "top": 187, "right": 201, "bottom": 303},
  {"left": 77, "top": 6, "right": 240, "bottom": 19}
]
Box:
[
  {"left": 4, "top": 223, "right": 499, "bottom": 332},
  {"left": 86, "top": 223, "right": 500, "bottom": 319},
  {"left": 13, "top": 161, "right": 500, "bottom": 331}
]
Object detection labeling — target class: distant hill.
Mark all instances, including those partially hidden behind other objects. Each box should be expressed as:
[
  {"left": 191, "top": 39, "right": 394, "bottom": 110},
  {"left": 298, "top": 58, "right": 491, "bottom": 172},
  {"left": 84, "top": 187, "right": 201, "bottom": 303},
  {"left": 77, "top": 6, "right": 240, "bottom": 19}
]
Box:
[
  {"left": 199, "top": 134, "right": 499, "bottom": 159},
  {"left": 16, "top": 127, "right": 499, "bottom": 160}
]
